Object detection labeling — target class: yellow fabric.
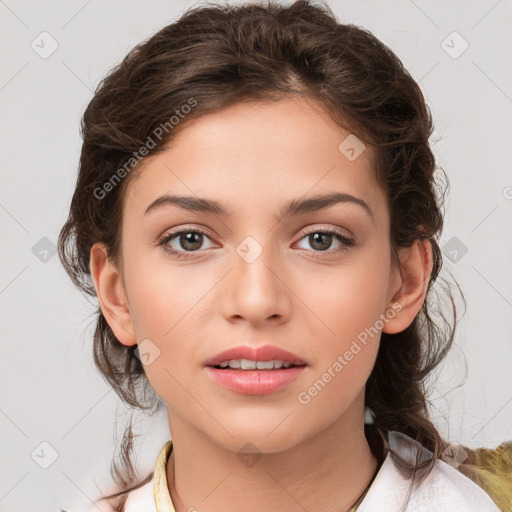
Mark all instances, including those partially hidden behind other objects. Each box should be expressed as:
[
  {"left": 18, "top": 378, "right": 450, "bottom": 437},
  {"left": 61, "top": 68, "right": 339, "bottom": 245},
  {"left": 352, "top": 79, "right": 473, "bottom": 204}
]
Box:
[
  {"left": 153, "top": 440, "right": 175, "bottom": 512},
  {"left": 458, "top": 441, "right": 512, "bottom": 512},
  {"left": 152, "top": 439, "right": 512, "bottom": 512}
]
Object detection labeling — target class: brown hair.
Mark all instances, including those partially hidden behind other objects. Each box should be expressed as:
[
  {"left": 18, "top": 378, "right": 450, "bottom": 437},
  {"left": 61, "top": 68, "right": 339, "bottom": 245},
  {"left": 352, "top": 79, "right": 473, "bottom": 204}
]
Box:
[{"left": 57, "top": 1, "right": 486, "bottom": 510}]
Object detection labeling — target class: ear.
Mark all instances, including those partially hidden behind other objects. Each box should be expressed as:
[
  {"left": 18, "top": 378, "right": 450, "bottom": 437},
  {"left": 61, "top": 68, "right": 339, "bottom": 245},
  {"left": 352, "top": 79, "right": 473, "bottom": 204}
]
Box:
[
  {"left": 89, "top": 243, "right": 137, "bottom": 346},
  {"left": 383, "top": 239, "right": 433, "bottom": 334}
]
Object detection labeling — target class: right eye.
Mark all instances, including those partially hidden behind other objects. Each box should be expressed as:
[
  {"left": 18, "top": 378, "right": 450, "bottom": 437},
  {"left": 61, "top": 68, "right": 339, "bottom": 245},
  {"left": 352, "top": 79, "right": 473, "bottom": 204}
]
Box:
[{"left": 158, "top": 227, "right": 216, "bottom": 258}]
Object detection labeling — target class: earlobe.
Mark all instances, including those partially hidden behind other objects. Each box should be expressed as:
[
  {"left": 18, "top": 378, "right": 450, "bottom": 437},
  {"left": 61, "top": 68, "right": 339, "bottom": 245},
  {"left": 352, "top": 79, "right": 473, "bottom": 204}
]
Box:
[
  {"left": 89, "top": 243, "right": 137, "bottom": 346},
  {"left": 383, "top": 239, "right": 433, "bottom": 335}
]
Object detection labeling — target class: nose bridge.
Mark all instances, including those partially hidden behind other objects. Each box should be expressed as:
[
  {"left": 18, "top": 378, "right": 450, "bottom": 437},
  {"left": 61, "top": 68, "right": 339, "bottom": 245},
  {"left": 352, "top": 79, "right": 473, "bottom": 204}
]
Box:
[{"left": 224, "top": 233, "right": 287, "bottom": 322}]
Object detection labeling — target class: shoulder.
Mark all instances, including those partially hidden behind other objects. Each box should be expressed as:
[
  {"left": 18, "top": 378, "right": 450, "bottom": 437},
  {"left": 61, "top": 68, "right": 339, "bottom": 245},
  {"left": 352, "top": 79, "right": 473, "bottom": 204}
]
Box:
[
  {"left": 357, "top": 431, "right": 504, "bottom": 512},
  {"left": 123, "top": 441, "right": 173, "bottom": 512},
  {"left": 459, "top": 440, "right": 512, "bottom": 512},
  {"left": 123, "top": 477, "right": 156, "bottom": 512},
  {"left": 78, "top": 475, "right": 157, "bottom": 512},
  {"left": 107, "top": 441, "right": 172, "bottom": 512}
]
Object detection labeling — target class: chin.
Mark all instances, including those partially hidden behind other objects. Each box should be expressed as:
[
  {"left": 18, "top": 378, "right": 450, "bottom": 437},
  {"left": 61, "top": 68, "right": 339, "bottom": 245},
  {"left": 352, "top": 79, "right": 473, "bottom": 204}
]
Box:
[{"left": 209, "top": 425, "right": 305, "bottom": 455}]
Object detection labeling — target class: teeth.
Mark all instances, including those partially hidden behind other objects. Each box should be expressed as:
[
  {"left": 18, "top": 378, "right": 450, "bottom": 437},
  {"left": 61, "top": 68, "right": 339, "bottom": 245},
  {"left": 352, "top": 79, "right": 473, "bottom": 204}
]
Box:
[
  {"left": 241, "top": 359, "right": 256, "bottom": 370},
  {"left": 256, "top": 360, "right": 275, "bottom": 370},
  {"left": 217, "top": 359, "right": 297, "bottom": 370}
]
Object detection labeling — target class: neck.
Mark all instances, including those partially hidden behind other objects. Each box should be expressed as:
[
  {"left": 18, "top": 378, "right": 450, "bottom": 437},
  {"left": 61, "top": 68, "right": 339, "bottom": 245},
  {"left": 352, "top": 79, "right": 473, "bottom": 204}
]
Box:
[{"left": 165, "top": 405, "right": 381, "bottom": 512}]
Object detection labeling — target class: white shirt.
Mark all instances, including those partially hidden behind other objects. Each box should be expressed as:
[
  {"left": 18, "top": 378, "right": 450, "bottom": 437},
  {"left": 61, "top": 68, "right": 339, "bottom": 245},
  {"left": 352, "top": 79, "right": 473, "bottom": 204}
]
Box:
[{"left": 102, "top": 431, "right": 501, "bottom": 512}]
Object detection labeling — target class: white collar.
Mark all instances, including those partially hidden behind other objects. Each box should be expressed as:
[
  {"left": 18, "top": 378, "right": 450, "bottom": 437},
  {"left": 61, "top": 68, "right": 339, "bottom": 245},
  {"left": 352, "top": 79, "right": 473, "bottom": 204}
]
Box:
[
  {"left": 357, "top": 446, "right": 500, "bottom": 511},
  {"left": 122, "top": 432, "right": 500, "bottom": 512}
]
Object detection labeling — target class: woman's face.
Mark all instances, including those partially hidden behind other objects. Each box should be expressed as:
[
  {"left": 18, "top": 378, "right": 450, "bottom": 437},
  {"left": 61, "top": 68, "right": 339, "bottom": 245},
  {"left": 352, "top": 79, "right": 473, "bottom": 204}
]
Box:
[{"left": 117, "top": 96, "right": 402, "bottom": 451}]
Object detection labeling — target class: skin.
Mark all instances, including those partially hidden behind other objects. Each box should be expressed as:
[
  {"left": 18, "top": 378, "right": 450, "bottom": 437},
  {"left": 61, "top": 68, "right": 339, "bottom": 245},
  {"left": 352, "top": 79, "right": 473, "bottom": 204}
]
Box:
[{"left": 90, "top": 96, "right": 433, "bottom": 512}]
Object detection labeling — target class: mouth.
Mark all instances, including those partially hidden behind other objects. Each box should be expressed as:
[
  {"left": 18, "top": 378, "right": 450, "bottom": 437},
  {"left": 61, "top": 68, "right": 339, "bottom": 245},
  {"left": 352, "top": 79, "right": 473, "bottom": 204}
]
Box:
[
  {"left": 209, "top": 359, "right": 308, "bottom": 371},
  {"left": 205, "top": 360, "right": 308, "bottom": 395},
  {"left": 204, "top": 344, "right": 307, "bottom": 368},
  {"left": 203, "top": 345, "right": 308, "bottom": 394}
]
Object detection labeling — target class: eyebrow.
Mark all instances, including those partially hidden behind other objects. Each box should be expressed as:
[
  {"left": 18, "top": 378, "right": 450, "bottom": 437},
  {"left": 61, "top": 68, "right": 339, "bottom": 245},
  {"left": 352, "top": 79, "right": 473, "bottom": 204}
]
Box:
[{"left": 144, "top": 192, "right": 374, "bottom": 222}]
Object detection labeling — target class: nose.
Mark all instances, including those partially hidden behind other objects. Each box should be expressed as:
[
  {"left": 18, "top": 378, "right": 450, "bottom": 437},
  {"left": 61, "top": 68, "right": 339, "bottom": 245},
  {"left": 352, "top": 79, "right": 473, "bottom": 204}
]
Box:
[{"left": 220, "top": 237, "right": 291, "bottom": 327}]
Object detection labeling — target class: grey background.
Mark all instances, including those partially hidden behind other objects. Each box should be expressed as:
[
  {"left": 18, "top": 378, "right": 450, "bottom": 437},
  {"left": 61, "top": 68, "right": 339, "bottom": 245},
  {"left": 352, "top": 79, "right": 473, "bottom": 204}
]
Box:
[{"left": 1, "top": 0, "right": 511, "bottom": 510}]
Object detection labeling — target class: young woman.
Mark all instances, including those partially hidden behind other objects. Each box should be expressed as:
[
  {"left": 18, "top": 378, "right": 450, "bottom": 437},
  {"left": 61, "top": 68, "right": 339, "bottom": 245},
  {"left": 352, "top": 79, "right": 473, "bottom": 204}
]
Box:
[{"left": 58, "top": 1, "right": 512, "bottom": 511}]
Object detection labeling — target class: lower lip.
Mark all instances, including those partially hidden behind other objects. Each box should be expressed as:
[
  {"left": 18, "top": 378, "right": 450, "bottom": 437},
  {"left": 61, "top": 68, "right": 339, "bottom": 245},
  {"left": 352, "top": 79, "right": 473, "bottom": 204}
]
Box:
[{"left": 205, "top": 366, "right": 307, "bottom": 395}]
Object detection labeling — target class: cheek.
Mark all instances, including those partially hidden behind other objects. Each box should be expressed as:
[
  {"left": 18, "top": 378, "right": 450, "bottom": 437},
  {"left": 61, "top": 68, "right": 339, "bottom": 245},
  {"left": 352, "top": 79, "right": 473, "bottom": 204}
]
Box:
[
  {"left": 304, "top": 251, "right": 391, "bottom": 344},
  {"left": 297, "top": 248, "right": 390, "bottom": 399},
  {"left": 123, "top": 245, "right": 206, "bottom": 337},
  {"left": 294, "top": 339, "right": 378, "bottom": 438},
  {"left": 296, "top": 321, "right": 380, "bottom": 427},
  {"left": 122, "top": 251, "right": 216, "bottom": 391}
]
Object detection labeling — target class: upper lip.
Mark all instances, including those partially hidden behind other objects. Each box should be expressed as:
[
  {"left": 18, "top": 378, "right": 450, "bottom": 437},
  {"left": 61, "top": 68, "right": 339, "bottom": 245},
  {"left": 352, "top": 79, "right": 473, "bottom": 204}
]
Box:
[{"left": 204, "top": 344, "right": 307, "bottom": 367}]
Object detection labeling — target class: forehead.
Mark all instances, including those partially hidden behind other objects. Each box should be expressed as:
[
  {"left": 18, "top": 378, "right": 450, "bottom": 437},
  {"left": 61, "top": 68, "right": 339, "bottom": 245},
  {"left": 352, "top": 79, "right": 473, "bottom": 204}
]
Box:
[{"left": 123, "top": 97, "right": 388, "bottom": 225}]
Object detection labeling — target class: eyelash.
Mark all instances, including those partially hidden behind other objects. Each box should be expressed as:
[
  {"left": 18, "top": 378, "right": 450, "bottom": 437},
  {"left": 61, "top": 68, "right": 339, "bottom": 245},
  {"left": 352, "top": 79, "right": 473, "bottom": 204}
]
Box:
[{"left": 157, "top": 226, "right": 355, "bottom": 259}]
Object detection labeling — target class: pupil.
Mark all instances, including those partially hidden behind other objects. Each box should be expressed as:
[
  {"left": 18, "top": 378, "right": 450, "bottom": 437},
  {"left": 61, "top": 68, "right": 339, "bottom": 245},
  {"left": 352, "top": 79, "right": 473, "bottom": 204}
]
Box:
[
  {"left": 181, "top": 232, "right": 202, "bottom": 251},
  {"left": 310, "top": 233, "right": 331, "bottom": 251}
]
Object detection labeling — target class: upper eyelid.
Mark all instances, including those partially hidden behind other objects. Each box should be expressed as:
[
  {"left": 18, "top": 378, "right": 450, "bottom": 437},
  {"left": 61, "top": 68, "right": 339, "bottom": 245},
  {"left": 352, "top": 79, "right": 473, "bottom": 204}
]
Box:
[
  {"left": 299, "top": 225, "right": 352, "bottom": 237},
  {"left": 162, "top": 223, "right": 352, "bottom": 237}
]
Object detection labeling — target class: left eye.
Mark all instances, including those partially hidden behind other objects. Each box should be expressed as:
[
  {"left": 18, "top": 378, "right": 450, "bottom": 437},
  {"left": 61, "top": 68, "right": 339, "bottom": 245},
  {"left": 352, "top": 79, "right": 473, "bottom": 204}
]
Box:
[{"left": 295, "top": 229, "right": 354, "bottom": 253}]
